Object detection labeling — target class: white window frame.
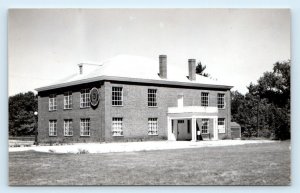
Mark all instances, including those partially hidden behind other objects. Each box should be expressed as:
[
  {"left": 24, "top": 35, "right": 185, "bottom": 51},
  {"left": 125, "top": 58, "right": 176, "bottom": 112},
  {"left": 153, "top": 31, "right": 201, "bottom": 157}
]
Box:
[
  {"left": 148, "top": 118, "right": 158, "bottom": 135},
  {"left": 112, "top": 117, "right": 123, "bottom": 136},
  {"left": 201, "top": 119, "right": 209, "bottom": 134},
  {"left": 201, "top": 92, "right": 209, "bottom": 107},
  {"left": 64, "top": 119, "right": 73, "bottom": 136},
  {"left": 64, "top": 91, "right": 72, "bottom": 109},
  {"left": 148, "top": 89, "right": 157, "bottom": 107},
  {"left": 49, "top": 120, "right": 57, "bottom": 136},
  {"left": 49, "top": 94, "right": 57, "bottom": 111},
  {"left": 217, "top": 93, "right": 225, "bottom": 109},
  {"left": 80, "top": 89, "right": 90, "bottom": 108},
  {"left": 80, "top": 118, "right": 90, "bottom": 136},
  {"left": 218, "top": 118, "right": 226, "bottom": 134},
  {"left": 112, "top": 87, "right": 123, "bottom": 106}
]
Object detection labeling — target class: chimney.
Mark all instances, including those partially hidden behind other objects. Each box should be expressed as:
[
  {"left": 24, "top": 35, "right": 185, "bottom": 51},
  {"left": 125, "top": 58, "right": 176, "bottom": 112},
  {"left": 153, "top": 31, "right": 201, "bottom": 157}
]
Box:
[
  {"left": 78, "top": 63, "right": 83, "bottom": 75},
  {"left": 159, "top": 55, "right": 167, "bottom": 79},
  {"left": 188, "top": 59, "right": 196, "bottom": 81}
]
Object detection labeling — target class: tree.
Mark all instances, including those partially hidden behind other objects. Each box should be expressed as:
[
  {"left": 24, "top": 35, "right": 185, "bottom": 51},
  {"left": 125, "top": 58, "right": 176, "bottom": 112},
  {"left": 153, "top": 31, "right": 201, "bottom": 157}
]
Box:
[
  {"left": 196, "top": 62, "right": 210, "bottom": 77},
  {"left": 9, "top": 91, "right": 38, "bottom": 136},
  {"left": 231, "top": 60, "right": 290, "bottom": 140},
  {"left": 231, "top": 90, "right": 244, "bottom": 118},
  {"left": 231, "top": 91, "right": 259, "bottom": 137},
  {"left": 248, "top": 60, "right": 290, "bottom": 108},
  {"left": 249, "top": 60, "right": 290, "bottom": 139}
]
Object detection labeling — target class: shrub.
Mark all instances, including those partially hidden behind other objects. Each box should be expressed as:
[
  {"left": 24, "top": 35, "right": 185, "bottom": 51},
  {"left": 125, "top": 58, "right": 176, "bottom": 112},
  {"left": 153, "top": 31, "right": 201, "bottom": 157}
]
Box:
[
  {"left": 222, "top": 135, "right": 232, "bottom": 140},
  {"left": 77, "top": 149, "right": 89, "bottom": 154},
  {"left": 258, "top": 128, "right": 272, "bottom": 138},
  {"left": 13, "top": 143, "right": 21, "bottom": 147}
]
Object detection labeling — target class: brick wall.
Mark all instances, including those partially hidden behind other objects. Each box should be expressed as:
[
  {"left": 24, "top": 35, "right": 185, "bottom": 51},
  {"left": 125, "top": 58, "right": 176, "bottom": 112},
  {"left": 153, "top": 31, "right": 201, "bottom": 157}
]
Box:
[
  {"left": 104, "top": 81, "right": 231, "bottom": 142},
  {"left": 37, "top": 82, "right": 105, "bottom": 143},
  {"left": 37, "top": 80, "right": 231, "bottom": 143}
]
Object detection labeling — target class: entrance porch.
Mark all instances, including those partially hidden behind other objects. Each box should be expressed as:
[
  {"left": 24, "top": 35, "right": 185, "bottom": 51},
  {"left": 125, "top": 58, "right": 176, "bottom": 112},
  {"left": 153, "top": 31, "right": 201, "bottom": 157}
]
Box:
[{"left": 167, "top": 106, "right": 219, "bottom": 141}]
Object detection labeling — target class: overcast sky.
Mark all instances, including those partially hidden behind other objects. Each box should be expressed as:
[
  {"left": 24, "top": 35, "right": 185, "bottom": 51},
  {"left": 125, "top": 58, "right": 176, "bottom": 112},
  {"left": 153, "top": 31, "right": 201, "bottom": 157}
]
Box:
[{"left": 8, "top": 9, "right": 290, "bottom": 96}]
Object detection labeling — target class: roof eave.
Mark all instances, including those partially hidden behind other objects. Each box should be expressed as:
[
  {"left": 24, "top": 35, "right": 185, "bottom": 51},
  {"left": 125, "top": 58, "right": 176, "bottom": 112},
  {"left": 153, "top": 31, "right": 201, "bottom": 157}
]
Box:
[{"left": 35, "top": 75, "right": 233, "bottom": 92}]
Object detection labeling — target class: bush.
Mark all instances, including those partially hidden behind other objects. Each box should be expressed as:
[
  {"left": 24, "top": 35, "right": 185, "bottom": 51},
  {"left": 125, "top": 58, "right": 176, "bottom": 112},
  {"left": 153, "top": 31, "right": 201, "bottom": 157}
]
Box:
[
  {"left": 13, "top": 143, "right": 21, "bottom": 147},
  {"left": 77, "top": 149, "right": 89, "bottom": 154},
  {"left": 258, "top": 128, "right": 272, "bottom": 138},
  {"left": 222, "top": 135, "right": 232, "bottom": 140}
]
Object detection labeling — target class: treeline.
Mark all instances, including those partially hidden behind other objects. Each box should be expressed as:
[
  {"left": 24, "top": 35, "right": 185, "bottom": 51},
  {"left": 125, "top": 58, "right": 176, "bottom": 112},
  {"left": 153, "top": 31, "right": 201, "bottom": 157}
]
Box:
[
  {"left": 231, "top": 60, "right": 290, "bottom": 140},
  {"left": 9, "top": 91, "right": 37, "bottom": 136}
]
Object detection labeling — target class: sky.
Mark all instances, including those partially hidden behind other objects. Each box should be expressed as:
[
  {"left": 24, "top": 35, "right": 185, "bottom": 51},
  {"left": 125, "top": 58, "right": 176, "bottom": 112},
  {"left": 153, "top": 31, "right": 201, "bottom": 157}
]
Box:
[{"left": 8, "top": 9, "right": 290, "bottom": 96}]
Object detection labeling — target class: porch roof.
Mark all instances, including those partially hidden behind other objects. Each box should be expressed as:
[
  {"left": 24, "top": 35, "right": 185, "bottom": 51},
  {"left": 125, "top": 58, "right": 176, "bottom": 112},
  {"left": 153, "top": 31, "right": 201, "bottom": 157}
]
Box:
[{"left": 168, "top": 106, "right": 218, "bottom": 118}]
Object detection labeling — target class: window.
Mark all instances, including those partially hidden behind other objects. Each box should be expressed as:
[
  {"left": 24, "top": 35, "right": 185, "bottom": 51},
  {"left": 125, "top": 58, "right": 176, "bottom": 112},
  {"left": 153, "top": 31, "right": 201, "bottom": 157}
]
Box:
[
  {"left": 217, "top": 93, "right": 225, "bottom": 109},
  {"left": 80, "top": 119, "right": 90, "bottom": 136},
  {"left": 218, "top": 118, "right": 226, "bottom": 133},
  {"left": 49, "top": 120, "right": 57, "bottom": 136},
  {"left": 148, "top": 89, "right": 157, "bottom": 107},
  {"left": 187, "top": 120, "right": 191, "bottom": 133},
  {"left": 112, "top": 87, "right": 123, "bottom": 106},
  {"left": 218, "top": 118, "right": 225, "bottom": 126},
  {"left": 201, "top": 92, "right": 209, "bottom": 107},
  {"left": 64, "top": 92, "right": 72, "bottom": 109},
  {"left": 80, "top": 89, "right": 90, "bottom": 108},
  {"left": 64, "top": 119, "right": 73, "bottom": 136},
  {"left": 112, "top": 117, "right": 123, "bottom": 136},
  {"left": 201, "top": 119, "right": 209, "bottom": 134},
  {"left": 49, "top": 94, "right": 57, "bottom": 111},
  {"left": 148, "top": 118, "right": 158, "bottom": 135},
  {"left": 178, "top": 120, "right": 184, "bottom": 123}
]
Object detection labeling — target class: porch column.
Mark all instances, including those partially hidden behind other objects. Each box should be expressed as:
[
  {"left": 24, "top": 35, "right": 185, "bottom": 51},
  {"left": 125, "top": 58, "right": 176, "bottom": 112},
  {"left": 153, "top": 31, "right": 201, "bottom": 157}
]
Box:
[
  {"left": 213, "top": 117, "right": 218, "bottom": 140},
  {"left": 167, "top": 117, "right": 172, "bottom": 141},
  {"left": 191, "top": 117, "right": 197, "bottom": 142}
]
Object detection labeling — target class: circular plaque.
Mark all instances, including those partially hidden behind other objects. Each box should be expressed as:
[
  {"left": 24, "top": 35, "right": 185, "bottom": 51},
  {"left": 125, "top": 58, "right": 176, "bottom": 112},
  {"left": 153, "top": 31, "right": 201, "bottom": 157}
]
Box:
[{"left": 90, "top": 87, "right": 99, "bottom": 107}]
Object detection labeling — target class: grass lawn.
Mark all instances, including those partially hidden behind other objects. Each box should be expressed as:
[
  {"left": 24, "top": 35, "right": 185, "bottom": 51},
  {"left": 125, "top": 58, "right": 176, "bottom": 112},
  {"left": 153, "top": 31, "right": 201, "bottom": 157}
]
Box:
[{"left": 9, "top": 141, "right": 291, "bottom": 185}]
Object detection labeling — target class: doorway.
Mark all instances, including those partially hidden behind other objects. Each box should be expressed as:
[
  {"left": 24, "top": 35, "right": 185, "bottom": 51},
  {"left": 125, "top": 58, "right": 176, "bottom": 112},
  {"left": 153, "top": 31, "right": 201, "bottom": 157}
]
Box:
[{"left": 176, "top": 119, "right": 192, "bottom": 141}]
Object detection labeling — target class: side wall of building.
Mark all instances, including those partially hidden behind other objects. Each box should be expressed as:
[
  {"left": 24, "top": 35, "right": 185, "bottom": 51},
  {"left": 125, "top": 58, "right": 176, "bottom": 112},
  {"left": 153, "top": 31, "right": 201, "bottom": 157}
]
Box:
[{"left": 37, "top": 82, "right": 105, "bottom": 143}]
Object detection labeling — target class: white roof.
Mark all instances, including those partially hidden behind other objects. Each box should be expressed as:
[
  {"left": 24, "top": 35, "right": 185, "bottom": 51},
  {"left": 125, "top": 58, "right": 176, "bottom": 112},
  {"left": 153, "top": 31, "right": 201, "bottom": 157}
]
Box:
[{"left": 36, "top": 55, "right": 233, "bottom": 91}]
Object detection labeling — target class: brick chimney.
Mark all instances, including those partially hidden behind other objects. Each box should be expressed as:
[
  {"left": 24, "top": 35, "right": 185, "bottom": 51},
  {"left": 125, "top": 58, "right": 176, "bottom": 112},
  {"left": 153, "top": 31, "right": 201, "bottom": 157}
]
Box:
[
  {"left": 188, "top": 59, "right": 196, "bottom": 81},
  {"left": 78, "top": 63, "right": 83, "bottom": 75},
  {"left": 159, "top": 55, "right": 167, "bottom": 79}
]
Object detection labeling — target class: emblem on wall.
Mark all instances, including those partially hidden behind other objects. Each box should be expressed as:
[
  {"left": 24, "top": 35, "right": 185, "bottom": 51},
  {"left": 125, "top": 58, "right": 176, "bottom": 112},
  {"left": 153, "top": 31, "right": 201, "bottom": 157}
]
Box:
[{"left": 90, "top": 87, "right": 99, "bottom": 107}]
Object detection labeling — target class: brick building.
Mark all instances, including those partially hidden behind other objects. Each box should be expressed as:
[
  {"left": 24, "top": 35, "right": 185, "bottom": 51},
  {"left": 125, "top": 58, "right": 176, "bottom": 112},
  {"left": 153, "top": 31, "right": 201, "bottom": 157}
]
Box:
[{"left": 35, "top": 55, "right": 233, "bottom": 143}]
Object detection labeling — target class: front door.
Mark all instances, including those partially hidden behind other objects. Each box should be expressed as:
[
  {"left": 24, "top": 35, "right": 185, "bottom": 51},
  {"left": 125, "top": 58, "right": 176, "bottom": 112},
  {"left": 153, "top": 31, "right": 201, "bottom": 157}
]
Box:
[{"left": 177, "top": 120, "right": 185, "bottom": 140}]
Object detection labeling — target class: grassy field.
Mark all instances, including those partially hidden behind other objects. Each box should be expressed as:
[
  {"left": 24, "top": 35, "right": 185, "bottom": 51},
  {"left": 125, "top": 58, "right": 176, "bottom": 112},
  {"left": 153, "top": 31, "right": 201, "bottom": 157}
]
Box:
[{"left": 9, "top": 141, "right": 290, "bottom": 185}]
